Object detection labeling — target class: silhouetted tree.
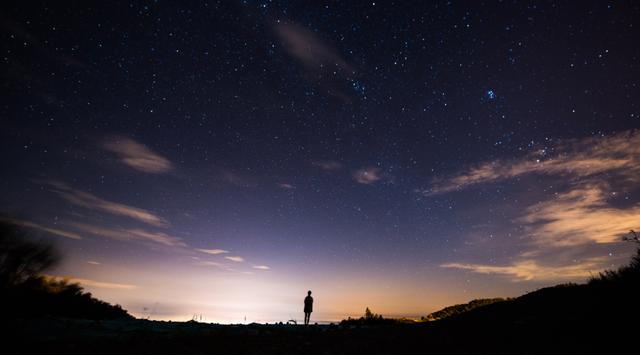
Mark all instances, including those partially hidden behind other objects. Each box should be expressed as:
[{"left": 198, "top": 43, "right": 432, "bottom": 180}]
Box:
[
  {"left": 589, "top": 230, "right": 640, "bottom": 285},
  {"left": 0, "top": 220, "right": 60, "bottom": 288},
  {"left": 364, "top": 307, "right": 382, "bottom": 321},
  {"left": 623, "top": 229, "right": 640, "bottom": 244},
  {"left": 365, "top": 307, "right": 374, "bottom": 320},
  {"left": 0, "top": 219, "right": 131, "bottom": 320}
]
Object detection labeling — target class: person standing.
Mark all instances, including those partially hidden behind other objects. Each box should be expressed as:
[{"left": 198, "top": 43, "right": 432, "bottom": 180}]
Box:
[{"left": 303, "top": 290, "right": 313, "bottom": 325}]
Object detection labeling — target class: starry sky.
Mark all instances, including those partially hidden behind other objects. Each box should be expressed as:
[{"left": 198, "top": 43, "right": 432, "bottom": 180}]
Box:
[{"left": 2, "top": 1, "right": 640, "bottom": 323}]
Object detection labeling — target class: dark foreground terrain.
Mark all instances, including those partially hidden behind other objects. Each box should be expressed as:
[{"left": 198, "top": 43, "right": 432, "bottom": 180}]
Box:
[
  {"left": 5, "top": 280, "right": 640, "bottom": 355},
  {"left": 3, "top": 225, "right": 639, "bottom": 355}
]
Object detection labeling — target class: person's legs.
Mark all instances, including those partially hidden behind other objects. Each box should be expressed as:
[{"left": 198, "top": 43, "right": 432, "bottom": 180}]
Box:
[{"left": 304, "top": 312, "right": 310, "bottom": 325}]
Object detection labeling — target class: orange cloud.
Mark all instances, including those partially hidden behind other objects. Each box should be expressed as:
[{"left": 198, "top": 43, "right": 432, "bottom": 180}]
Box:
[
  {"left": 422, "top": 131, "right": 640, "bottom": 195},
  {"left": 441, "top": 257, "right": 609, "bottom": 282},
  {"left": 47, "top": 275, "right": 136, "bottom": 290},
  {"left": 353, "top": 167, "right": 383, "bottom": 185},
  {"left": 253, "top": 265, "right": 270, "bottom": 270},
  {"left": 434, "top": 131, "right": 640, "bottom": 281},
  {"left": 521, "top": 185, "right": 640, "bottom": 247},
  {"left": 102, "top": 136, "right": 173, "bottom": 173},
  {"left": 65, "top": 277, "right": 136, "bottom": 290}
]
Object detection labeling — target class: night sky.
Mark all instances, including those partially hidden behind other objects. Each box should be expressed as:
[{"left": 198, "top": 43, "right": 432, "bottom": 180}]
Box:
[{"left": 2, "top": 1, "right": 640, "bottom": 323}]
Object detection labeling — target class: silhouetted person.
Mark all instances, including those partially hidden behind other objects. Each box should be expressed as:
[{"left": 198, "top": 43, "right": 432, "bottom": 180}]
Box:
[{"left": 304, "top": 290, "right": 313, "bottom": 325}]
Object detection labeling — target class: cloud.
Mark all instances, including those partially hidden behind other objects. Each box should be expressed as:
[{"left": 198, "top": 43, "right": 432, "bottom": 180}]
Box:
[
  {"left": 45, "top": 181, "right": 168, "bottom": 227},
  {"left": 66, "top": 222, "right": 186, "bottom": 247},
  {"left": 275, "top": 22, "right": 352, "bottom": 73},
  {"left": 126, "top": 229, "right": 187, "bottom": 247},
  {"left": 102, "top": 136, "right": 173, "bottom": 173},
  {"left": 353, "top": 167, "right": 383, "bottom": 185},
  {"left": 441, "top": 257, "right": 609, "bottom": 282},
  {"left": 312, "top": 160, "right": 343, "bottom": 172},
  {"left": 225, "top": 256, "right": 245, "bottom": 262},
  {"left": 274, "top": 21, "right": 357, "bottom": 101},
  {"left": 218, "top": 170, "right": 257, "bottom": 188},
  {"left": 1, "top": 217, "right": 82, "bottom": 240},
  {"left": 520, "top": 184, "right": 640, "bottom": 247},
  {"left": 87, "top": 261, "right": 101, "bottom": 265},
  {"left": 422, "top": 131, "right": 640, "bottom": 195},
  {"left": 278, "top": 183, "right": 296, "bottom": 189},
  {"left": 196, "top": 248, "right": 229, "bottom": 255},
  {"left": 67, "top": 277, "right": 136, "bottom": 290},
  {"left": 253, "top": 265, "right": 270, "bottom": 270},
  {"left": 433, "top": 131, "right": 640, "bottom": 281},
  {"left": 194, "top": 261, "right": 222, "bottom": 267}
]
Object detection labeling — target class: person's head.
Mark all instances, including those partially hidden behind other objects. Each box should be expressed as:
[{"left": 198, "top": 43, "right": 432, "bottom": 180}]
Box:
[{"left": 307, "top": 290, "right": 312, "bottom": 296}]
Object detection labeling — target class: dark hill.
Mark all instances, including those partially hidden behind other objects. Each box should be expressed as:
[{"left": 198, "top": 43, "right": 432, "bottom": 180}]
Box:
[
  {"left": 422, "top": 297, "right": 508, "bottom": 321},
  {"left": 420, "top": 249, "right": 640, "bottom": 354}
]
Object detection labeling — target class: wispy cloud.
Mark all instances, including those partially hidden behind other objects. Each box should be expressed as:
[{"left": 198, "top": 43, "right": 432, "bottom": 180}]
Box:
[
  {"left": 424, "top": 132, "right": 640, "bottom": 248},
  {"left": 218, "top": 170, "right": 257, "bottom": 188},
  {"left": 353, "top": 167, "right": 383, "bottom": 185},
  {"left": 68, "top": 277, "right": 136, "bottom": 290},
  {"left": 1, "top": 217, "right": 82, "bottom": 240},
  {"left": 278, "top": 183, "right": 296, "bottom": 190},
  {"left": 434, "top": 131, "right": 640, "bottom": 281},
  {"left": 225, "top": 256, "right": 245, "bottom": 262},
  {"left": 49, "top": 276, "right": 136, "bottom": 290},
  {"left": 441, "top": 257, "right": 609, "bottom": 282},
  {"left": 274, "top": 21, "right": 357, "bottom": 101},
  {"left": 102, "top": 135, "right": 173, "bottom": 173},
  {"left": 194, "top": 261, "right": 222, "bottom": 267},
  {"left": 312, "top": 160, "right": 343, "bottom": 172},
  {"left": 521, "top": 184, "right": 640, "bottom": 247},
  {"left": 422, "top": 131, "right": 640, "bottom": 196},
  {"left": 126, "top": 229, "right": 187, "bottom": 247},
  {"left": 253, "top": 265, "right": 270, "bottom": 270},
  {"left": 275, "top": 22, "right": 352, "bottom": 74},
  {"left": 87, "top": 261, "right": 101, "bottom": 265},
  {"left": 45, "top": 181, "right": 168, "bottom": 228},
  {"left": 196, "top": 248, "right": 229, "bottom": 255},
  {"left": 66, "top": 222, "right": 186, "bottom": 247}
]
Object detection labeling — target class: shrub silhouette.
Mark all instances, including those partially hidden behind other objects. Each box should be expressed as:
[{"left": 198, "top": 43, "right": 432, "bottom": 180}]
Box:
[
  {"left": 0, "top": 219, "right": 132, "bottom": 320},
  {"left": 589, "top": 232, "right": 640, "bottom": 286},
  {"left": 364, "top": 307, "right": 382, "bottom": 321},
  {"left": 341, "top": 307, "right": 400, "bottom": 325},
  {"left": 0, "top": 220, "right": 60, "bottom": 287},
  {"left": 6, "top": 275, "right": 132, "bottom": 319}
]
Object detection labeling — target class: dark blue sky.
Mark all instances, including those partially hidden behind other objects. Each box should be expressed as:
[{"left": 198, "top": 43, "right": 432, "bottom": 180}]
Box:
[{"left": 1, "top": 1, "right": 639, "bottom": 322}]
